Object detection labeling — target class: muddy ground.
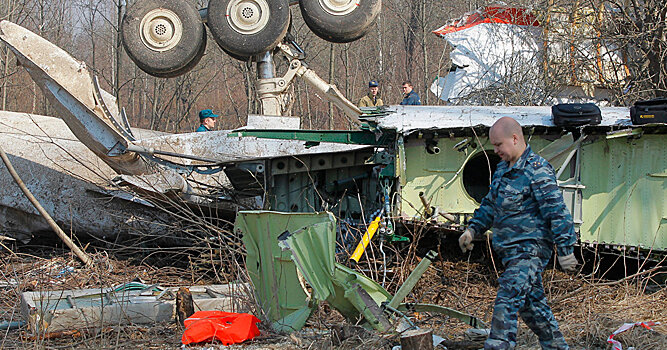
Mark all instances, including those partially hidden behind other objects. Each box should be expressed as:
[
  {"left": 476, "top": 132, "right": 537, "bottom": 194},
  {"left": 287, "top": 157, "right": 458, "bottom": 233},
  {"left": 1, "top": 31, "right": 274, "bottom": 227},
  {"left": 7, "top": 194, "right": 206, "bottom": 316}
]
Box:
[{"left": 0, "top": 244, "right": 665, "bottom": 349}]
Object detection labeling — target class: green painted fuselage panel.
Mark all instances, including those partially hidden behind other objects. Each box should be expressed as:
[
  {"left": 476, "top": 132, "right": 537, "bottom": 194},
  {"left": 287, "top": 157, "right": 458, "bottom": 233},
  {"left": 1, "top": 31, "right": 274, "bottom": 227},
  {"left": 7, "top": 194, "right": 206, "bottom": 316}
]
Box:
[
  {"left": 398, "top": 133, "right": 666, "bottom": 251},
  {"left": 578, "top": 134, "right": 666, "bottom": 250}
]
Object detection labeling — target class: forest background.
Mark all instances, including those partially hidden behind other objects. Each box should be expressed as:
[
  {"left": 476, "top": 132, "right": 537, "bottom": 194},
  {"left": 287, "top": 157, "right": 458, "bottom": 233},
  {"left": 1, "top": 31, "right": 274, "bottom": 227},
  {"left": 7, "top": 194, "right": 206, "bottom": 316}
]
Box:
[{"left": 0, "top": 0, "right": 664, "bottom": 132}]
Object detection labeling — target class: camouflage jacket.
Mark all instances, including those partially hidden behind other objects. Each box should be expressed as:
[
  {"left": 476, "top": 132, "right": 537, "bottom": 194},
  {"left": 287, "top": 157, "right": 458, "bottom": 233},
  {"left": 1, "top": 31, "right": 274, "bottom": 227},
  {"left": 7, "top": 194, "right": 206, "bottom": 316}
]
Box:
[{"left": 467, "top": 145, "right": 577, "bottom": 264}]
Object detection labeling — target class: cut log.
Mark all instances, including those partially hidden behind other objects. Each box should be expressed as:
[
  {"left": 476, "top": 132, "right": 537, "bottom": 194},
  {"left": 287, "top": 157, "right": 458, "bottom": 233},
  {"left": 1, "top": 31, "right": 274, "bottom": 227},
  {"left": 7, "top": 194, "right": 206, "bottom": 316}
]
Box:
[
  {"left": 176, "top": 287, "right": 194, "bottom": 327},
  {"left": 400, "top": 328, "right": 433, "bottom": 350}
]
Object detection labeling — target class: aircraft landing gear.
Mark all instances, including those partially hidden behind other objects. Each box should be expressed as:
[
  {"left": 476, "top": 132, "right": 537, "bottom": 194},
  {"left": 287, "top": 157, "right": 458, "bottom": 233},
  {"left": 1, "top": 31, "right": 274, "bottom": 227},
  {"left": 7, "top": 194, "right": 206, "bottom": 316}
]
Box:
[
  {"left": 121, "top": 0, "right": 207, "bottom": 77},
  {"left": 206, "top": 0, "right": 290, "bottom": 58},
  {"left": 299, "top": 0, "right": 382, "bottom": 43}
]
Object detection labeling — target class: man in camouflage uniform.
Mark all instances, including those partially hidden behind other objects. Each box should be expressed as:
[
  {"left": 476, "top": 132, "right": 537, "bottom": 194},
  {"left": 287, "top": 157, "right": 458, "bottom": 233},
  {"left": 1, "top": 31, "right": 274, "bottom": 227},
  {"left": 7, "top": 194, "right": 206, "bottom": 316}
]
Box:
[{"left": 458, "top": 117, "right": 579, "bottom": 350}]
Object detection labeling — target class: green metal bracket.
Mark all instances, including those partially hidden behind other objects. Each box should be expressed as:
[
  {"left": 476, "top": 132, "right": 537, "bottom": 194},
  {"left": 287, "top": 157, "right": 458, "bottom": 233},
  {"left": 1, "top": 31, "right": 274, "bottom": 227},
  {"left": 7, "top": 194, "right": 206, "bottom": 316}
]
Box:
[
  {"left": 386, "top": 234, "right": 410, "bottom": 242},
  {"left": 343, "top": 283, "right": 392, "bottom": 332},
  {"left": 606, "top": 128, "right": 643, "bottom": 139},
  {"left": 387, "top": 250, "right": 437, "bottom": 309},
  {"left": 228, "top": 129, "right": 391, "bottom": 146},
  {"left": 398, "top": 303, "right": 487, "bottom": 329}
]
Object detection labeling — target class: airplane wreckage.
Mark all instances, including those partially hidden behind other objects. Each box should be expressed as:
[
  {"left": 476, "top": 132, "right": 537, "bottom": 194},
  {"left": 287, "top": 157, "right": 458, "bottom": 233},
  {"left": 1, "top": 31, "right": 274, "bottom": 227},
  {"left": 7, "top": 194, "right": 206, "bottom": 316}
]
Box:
[
  {"left": 0, "top": 1, "right": 665, "bottom": 256},
  {"left": 0, "top": 0, "right": 666, "bottom": 336},
  {"left": 0, "top": 1, "right": 663, "bottom": 251}
]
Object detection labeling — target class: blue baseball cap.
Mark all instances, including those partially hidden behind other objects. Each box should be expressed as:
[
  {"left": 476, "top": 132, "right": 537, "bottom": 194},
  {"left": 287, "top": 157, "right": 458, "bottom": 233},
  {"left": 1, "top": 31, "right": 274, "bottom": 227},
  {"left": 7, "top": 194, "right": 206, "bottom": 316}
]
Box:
[
  {"left": 199, "top": 109, "right": 219, "bottom": 120},
  {"left": 369, "top": 80, "right": 379, "bottom": 87}
]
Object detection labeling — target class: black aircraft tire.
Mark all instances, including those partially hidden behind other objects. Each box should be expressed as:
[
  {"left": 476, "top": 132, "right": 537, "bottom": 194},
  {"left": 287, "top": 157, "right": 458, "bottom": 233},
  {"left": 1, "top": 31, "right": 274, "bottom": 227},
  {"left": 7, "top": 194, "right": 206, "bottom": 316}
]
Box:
[
  {"left": 221, "top": 45, "right": 253, "bottom": 62},
  {"left": 207, "top": 0, "right": 290, "bottom": 57},
  {"left": 147, "top": 31, "right": 207, "bottom": 78},
  {"left": 121, "top": 0, "right": 205, "bottom": 76},
  {"left": 299, "top": 0, "right": 382, "bottom": 43}
]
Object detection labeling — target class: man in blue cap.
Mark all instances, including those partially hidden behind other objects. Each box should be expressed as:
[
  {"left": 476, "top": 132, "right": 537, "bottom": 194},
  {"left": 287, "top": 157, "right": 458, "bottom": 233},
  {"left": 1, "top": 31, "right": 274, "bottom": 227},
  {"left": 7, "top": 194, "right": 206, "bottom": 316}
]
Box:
[
  {"left": 196, "top": 109, "right": 218, "bottom": 132},
  {"left": 358, "top": 80, "right": 383, "bottom": 107}
]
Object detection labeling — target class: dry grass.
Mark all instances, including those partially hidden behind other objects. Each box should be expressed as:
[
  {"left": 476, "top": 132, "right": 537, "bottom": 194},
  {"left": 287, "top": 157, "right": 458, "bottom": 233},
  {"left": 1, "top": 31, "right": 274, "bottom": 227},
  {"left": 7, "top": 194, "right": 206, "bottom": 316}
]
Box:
[{"left": 0, "top": 245, "right": 665, "bottom": 349}]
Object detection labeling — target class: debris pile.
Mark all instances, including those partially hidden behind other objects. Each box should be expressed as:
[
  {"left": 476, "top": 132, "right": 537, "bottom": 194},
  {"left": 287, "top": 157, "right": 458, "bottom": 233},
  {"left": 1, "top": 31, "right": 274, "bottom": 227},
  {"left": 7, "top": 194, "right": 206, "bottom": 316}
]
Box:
[{"left": 0, "top": 244, "right": 665, "bottom": 349}]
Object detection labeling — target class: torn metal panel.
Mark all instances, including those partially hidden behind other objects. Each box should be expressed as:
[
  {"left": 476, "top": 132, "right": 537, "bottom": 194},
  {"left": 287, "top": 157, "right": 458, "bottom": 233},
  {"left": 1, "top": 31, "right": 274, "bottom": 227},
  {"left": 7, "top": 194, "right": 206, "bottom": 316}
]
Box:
[
  {"left": 236, "top": 211, "right": 332, "bottom": 333},
  {"left": 0, "top": 21, "right": 150, "bottom": 175},
  {"left": 278, "top": 224, "right": 393, "bottom": 314},
  {"left": 237, "top": 210, "right": 487, "bottom": 333},
  {"left": 277, "top": 221, "right": 337, "bottom": 302},
  {"left": 275, "top": 212, "right": 485, "bottom": 332},
  {"left": 246, "top": 115, "right": 301, "bottom": 129},
  {"left": 276, "top": 218, "right": 394, "bottom": 331},
  {"left": 20, "top": 283, "right": 249, "bottom": 333},
  {"left": 364, "top": 105, "right": 631, "bottom": 134},
  {"left": 134, "top": 130, "right": 369, "bottom": 164},
  {"left": 237, "top": 211, "right": 393, "bottom": 332},
  {"left": 0, "top": 112, "right": 174, "bottom": 242},
  {"left": 0, "top": 21, "right": 228, "bottom": 208}
]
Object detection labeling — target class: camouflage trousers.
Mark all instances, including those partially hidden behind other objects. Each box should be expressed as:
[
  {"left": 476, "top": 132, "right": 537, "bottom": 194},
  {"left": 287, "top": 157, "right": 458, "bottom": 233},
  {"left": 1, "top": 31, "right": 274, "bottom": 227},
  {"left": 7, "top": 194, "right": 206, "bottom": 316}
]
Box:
[{"left": 485, "top": 256, "right": 569, "bottom": 350}]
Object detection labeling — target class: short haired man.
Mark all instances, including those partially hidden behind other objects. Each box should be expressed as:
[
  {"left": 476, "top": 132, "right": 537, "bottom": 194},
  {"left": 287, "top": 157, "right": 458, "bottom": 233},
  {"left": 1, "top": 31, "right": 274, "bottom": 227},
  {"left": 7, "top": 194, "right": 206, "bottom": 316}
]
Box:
[
  {"left": 196, "top": 109, "right": 218, "bottom": 132},
  {"left": 399, "top": 81, "right": 421, "bottom": 105},
  {"left": 358, "top": 80, "right": 384, "bottom": 107},
  {"left": 459, "top": 117, "right": 578, "bottom": 349}
]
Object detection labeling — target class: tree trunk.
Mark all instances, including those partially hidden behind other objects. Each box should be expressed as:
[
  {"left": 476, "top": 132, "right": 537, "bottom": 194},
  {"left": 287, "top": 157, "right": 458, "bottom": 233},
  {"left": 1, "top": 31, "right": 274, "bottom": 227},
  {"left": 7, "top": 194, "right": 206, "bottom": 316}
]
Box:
[
  {"left": 114, "top": 1, "right": 123, "bottom": 103},
  {"left": 328, "top": 43, "right": 335, "bottom": 130}
]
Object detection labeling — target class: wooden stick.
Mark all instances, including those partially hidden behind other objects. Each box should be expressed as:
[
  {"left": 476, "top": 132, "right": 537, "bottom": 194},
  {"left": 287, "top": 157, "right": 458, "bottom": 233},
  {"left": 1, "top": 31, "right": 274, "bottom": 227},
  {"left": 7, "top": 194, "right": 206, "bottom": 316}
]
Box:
[{"left": 0, "top": 145, "right": 92, "bottom": 266}]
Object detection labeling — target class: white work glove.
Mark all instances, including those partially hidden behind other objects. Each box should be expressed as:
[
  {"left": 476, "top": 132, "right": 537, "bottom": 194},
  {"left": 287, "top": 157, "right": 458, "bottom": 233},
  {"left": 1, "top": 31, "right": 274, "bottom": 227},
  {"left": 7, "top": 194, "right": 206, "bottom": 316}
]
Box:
[
  {"left": 458, "top": 229, "right": 474, "bottom": 253},
  {"left": 558, "top": 253, "right": 579, "bottom": 273}
]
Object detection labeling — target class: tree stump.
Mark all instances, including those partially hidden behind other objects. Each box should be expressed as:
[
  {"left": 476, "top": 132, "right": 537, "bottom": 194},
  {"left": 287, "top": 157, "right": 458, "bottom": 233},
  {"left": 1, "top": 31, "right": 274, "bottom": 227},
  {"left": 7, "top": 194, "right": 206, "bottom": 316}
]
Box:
[
  {"left": 176, "top": 287, "right": 194, "bottom": 327},
  {"left": 400, "top": 328, "right": 433, "bottom": 350}
]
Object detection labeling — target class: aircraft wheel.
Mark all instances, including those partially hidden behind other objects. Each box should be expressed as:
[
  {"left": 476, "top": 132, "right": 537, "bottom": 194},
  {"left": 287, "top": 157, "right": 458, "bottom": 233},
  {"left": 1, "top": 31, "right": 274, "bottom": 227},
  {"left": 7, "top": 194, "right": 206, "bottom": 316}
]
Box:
[
  {"left": 121, "top": 0, "right": 206, "bottom": 77},
  {"left": 207, "top": 0, "right": 290, "bottom": 57},
  {"left": 148, "top": 32, "right": 207, "bottom": 78},
  {"left": 221, "top": 45, "right": 253, "bottom": 62},
  {"left": 299, "top": 0, "right": 382, "bottom": 43}
]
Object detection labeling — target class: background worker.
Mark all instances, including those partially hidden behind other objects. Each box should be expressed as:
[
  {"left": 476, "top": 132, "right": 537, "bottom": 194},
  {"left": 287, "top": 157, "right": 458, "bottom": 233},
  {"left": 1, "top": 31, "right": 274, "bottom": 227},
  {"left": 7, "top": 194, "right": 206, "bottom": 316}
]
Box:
[
  {"left": 458, "top": 117, "right": 578, "bottom": 350},
  {"left": 196, "top": 109, "right": 219, "bottom": 132},
  {"left": 358, "top": 80, "right": 383, "bottom": 107},
  {"left": 399, "top": 81, "right": 421, "bottom": 105}
]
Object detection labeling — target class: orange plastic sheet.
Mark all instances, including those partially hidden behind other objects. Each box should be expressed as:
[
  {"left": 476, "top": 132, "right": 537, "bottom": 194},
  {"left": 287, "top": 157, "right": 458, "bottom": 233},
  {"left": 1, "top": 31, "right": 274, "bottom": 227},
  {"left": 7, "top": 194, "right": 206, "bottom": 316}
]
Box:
[{"left": 181, "top": 311, "right": 261, "bottom": 345}]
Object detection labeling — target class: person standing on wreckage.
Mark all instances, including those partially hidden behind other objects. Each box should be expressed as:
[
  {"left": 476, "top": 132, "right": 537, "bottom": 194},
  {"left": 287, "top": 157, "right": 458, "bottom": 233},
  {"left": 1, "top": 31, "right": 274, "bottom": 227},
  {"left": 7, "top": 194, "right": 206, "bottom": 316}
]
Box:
[{"left": 458, "top": 116, "right": 579, "bottom": 350}]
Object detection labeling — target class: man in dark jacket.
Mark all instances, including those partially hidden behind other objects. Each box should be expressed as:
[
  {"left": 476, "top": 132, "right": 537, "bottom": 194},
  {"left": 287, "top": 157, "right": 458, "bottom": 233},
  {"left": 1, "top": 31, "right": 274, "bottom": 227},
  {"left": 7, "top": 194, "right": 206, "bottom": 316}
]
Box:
[
  {"left": 459, "top": 117, "right": 578, "bottom": 349},
  {"left": 400, "top": 81, "right": 421, "bottom": 105}
]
